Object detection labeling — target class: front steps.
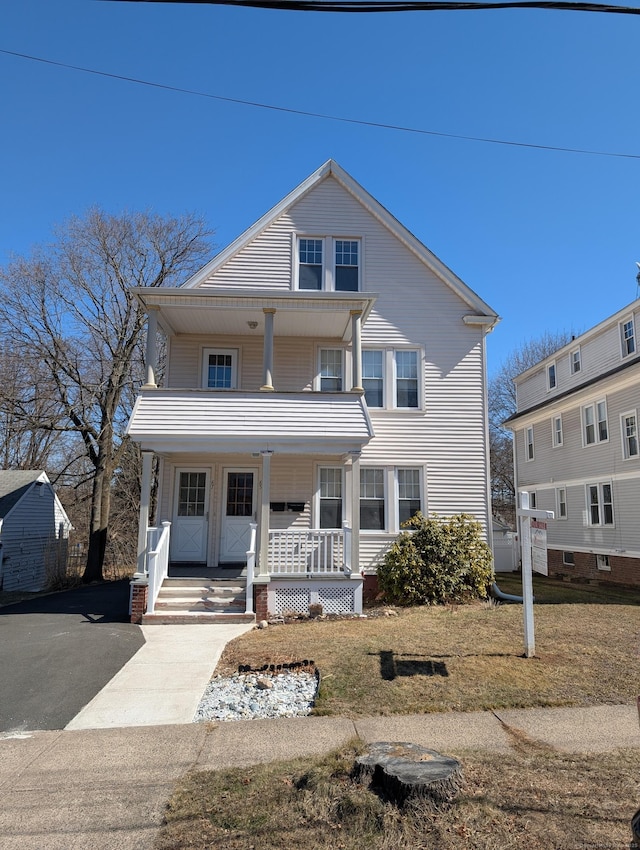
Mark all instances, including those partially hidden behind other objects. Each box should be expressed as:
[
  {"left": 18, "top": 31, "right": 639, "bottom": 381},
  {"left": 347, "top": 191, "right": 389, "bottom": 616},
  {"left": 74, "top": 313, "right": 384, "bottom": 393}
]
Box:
[{"left": 142, "top": 577, "right": 255, "bottom": 624}]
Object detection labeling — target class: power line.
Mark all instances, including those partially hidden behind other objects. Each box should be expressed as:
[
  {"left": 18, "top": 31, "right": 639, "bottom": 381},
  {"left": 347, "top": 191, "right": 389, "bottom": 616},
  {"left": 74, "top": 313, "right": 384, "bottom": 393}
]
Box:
[
  {"left": 2, "top": 47, "right": 640, "bottom": 160},
  {"left": 103, "top": 0, "right": 640, "bottom": 14}
]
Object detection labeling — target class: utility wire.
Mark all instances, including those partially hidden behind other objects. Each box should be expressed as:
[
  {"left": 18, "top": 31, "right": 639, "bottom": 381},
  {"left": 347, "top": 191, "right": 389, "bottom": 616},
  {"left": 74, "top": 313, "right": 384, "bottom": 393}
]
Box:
[
  {"left": 103, "top": 0, "right": 640, "bottom": 14},
  {"left": 2, "top": 47, "right": 640, "bottom": 160}
]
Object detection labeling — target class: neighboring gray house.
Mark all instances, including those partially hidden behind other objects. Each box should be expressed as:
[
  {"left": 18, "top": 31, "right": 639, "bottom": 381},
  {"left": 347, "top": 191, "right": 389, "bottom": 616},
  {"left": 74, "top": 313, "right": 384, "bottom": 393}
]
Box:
[
  {"left": 506, "top": 298, "right": 640, "bottom": 587},
  {"left": 127, "top": 160, "right": 500, "bottom": 621},
  {"left": 0, "top": 471, "right": 72, "bottom": 592}
]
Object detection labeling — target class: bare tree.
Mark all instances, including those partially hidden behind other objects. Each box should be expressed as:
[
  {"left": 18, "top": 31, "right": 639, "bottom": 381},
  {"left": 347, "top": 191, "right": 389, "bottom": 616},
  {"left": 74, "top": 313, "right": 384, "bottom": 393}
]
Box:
[
  {"left": 489, "top": 330, "right": 575, "bottom": 524},
  {"left": 0, "top": 209, "right": 213, "bottom": 582}
]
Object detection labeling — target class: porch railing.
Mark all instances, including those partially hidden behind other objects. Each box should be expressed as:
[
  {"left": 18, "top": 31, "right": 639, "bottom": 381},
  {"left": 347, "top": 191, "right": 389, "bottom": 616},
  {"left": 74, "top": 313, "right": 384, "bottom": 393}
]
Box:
[
  {"left": 267, "top": 528, "right": 349, "bottom": 575},
  {"left": 146, "top": 521, "right": 171, "bottom": 615},
  {"left": 245, "top": 521, "right": 257, "bottom": 614}
]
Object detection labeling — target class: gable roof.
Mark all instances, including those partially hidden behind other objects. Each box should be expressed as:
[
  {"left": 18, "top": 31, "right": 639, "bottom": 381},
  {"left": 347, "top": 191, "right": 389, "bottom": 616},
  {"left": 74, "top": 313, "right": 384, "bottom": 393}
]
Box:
[
  {"left": 180, "top": 159, "right": 499, "bottom": 322},
  {"left": 0, "top": 470, "right": 47, "bottom": 519}
]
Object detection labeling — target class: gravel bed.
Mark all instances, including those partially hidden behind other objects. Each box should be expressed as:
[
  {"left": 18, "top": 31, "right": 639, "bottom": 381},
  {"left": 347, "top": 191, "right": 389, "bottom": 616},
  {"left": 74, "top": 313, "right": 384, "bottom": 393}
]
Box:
[{"left": 194, "top": 670, "right": 318, "bottom": 722}]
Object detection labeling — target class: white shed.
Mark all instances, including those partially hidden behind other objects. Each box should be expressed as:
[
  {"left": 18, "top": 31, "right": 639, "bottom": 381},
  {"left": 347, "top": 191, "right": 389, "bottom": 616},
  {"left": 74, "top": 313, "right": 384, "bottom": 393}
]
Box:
[{"left": 0, "top": 471, "right": 72, "bottom": 592}]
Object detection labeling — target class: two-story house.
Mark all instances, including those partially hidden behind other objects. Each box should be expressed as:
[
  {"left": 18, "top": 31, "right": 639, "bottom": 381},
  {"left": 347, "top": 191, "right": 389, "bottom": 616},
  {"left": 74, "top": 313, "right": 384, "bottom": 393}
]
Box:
[
  {"left": 126, "top": 160, "right": 499, "bottom": 622},
  {"left": 506, "top": 299, "right": 640, "bottom": 587}
]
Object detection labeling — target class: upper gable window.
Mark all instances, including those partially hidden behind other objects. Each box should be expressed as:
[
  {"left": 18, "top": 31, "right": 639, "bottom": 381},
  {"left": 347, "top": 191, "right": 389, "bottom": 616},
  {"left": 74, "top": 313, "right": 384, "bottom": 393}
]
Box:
[
  {"left": 571, "top": 347, "right": 581, "bottom": 374},
  {"left": 202, "top": 348, "right": 237, "bottom": 389},
  {"left": 547, "top": 362, "right": 557, "bottom": 391},
  {"left": 621, "top": 317, "right": 636, "bottom": 357},
  {"left": 296, "top": 236, "right": 361, "bottom": 292}
]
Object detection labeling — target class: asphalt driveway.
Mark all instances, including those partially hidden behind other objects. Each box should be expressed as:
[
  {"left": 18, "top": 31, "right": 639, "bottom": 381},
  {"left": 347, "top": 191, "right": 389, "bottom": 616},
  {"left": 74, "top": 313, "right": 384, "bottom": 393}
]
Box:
[{"left": 0, "top": 581, "right": 144, "bottom": 733}]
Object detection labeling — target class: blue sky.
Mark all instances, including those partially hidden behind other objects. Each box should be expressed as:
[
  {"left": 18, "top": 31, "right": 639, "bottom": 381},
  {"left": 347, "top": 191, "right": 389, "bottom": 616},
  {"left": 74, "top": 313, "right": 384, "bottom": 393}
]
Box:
[{"left": 2, "top": 0, "right": 640, "bottom": 375}]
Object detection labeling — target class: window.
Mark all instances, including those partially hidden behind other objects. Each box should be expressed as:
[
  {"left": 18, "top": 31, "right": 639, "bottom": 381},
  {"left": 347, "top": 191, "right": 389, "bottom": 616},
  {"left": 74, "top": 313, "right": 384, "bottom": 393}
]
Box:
[
  {"left": 587, "top": 482, "right": 614, "bottom": 526},
  {"left": 335, "top": 240, "right": 359, "bottom": 292},
  {"left": 298, "top": 238, "right": 323, "bottom": 290},
  {"left": 296, "top": 236, "right": 360, "bottom": 291},
  {"left": 582, "top": 400, "right": 608, "bottom": 446},
  {"left": 563, "top": 551, "right": 575, "bottom": 566},
  {"left": 397, "top": 468, "right": 422, "bottom": 525},
  {"left": 362, "top": 350, "right": 384, "bottom": 407},
  {"left": 622, "top": 411, "right": 639, "bottom": 459},
  {"left": 360, "top": 468, "right": 385, "bottom": 530},
  {"left": 529, "top": 491, "right": 537, "bottom": 509},
  {"left": 621, "top": 317, "right": 636, "bottom": 357},
  {"left": 571, "top": 348, "right": 581, "bottom": 374},
  {"left": 547, "top": 362, "right": 557, "bottom": 390},
  {"left": 202, "top": 348, "right": 237, "bottom": 389},
  {"left": 526, "top": 427, "right": 534, "bottom": 461},
  {"left": 319, "top": 468, "right": 342, "bottom": 528},
  {"left": 596, "top": 554, "right": 611, "bottom": 572},
  {"left": 395, "top": 351, "right": 419, "bottom": 408},
  {"left": 319, "top": 349, "right": 343, "bottom": 392},
  {"left": 552, "top": 415, "right": 563, "bottom": 447},
  {"left": 557, "top": 487, "right": 567, "bottom": 519}
]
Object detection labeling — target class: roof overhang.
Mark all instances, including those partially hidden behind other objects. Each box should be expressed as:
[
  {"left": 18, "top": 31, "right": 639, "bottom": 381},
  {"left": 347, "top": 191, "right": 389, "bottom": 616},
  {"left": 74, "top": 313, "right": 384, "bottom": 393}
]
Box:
[
  {"left": 126, "top": 389, "right": 375, "bottom": 455},
  {"left": 131, "top": 288, "right": 378, "bottom": 340}
]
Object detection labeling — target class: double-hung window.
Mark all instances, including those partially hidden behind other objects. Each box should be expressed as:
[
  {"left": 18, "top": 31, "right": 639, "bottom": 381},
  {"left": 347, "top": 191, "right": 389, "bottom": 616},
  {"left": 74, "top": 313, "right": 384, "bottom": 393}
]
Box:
[
  {"left": 621, "top": 317, "right": 636, "bottom": 357},
  {"left": 557, "top": 487, "right": 567, "bottom": 519},
  {"left": 360, "top": 468, "right": 385, "bottom": 530},
  {"left": 362, "top": 350, "right": 384, "bottom": 407},
  {"left": 319, "top": 349, "right": 343, "bottom": 392},
  {"left": 622, "top": 411, "right": 639, "bottom": 459},
  {"left": 552, "top": 415, "right": 563, "bottom": 447},
  {"left": 526, "top": 426, "right": 534, "bottom": 461},
  {"left": 583, "top": 400, "right": 608, "bottom": 445},
  {"left": 397, "top": 468, "right": 422, "bottom": 525},
  {"left": 571, "top": 348, "right": 581, "bottom": 374},
  {"left": 319, "top": 468, "right": 342, "bottom": 529},
  {"left": 587, "top": 482, "right": 614, "bottom": 526},
  {"left": 395, "top": 350, "right": 419, "bottom": 408},
  {"left": 297, "top": 236, "right": 360, "bottom": 291},
  {"left": 202, "top": 348, "right": 237, "bottom": 389},
  {"left": 547, "top": 362, "right": 557, "bottom": 390}
]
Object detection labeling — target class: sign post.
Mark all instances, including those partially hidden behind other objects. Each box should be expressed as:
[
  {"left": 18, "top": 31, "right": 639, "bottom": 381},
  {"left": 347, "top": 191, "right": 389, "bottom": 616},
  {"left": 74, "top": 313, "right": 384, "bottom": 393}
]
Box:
[{"left": 517, "top": 492, "right": 554, "bottom": 658}]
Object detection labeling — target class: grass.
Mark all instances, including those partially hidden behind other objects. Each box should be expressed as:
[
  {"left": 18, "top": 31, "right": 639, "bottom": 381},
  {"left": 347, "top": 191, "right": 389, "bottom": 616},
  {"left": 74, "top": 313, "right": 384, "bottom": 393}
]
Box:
[
  {"left": 157, "top": 739, "right": 640, "bottom": 850},
  {"left": 217, "top": 575, "right": 640, "bottom": 717}
]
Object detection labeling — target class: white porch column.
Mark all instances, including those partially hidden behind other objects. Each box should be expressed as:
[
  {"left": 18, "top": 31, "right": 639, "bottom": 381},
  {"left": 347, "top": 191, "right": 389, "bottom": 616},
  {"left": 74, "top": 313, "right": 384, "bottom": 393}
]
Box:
[
  {"left": 142, "top": 308, "right": 159, "bottom": 389},
  {"left": 349, "top": 450, "right": 361, "bottom": 573},
  {"left": 135, "top": 450, "right": 154, "bottom": 576},
  {"left": 258, "top": 450, "right": 273, "bottom": 574},
  {"left": 351, "top": 310, "right": 363, "bottom": 393},
  {"left": 261, "top": 308, "right": 276, "bottom": 391}
]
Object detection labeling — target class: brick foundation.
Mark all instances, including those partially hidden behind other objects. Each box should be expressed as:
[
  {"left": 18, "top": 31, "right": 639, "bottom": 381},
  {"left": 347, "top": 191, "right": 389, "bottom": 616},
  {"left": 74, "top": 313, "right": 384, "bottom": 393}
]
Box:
[
  {"left": 130, "top": 581, "right": 148, "bottom": 624},
  {"left": 547, "top": 548, "right": 640, "bottom": 588},
  {"left": 254, "top": 584, "right": 269, "bottom": 621},
  {"left": 363, "top": 574, "right": 380, "bottom": 602}
]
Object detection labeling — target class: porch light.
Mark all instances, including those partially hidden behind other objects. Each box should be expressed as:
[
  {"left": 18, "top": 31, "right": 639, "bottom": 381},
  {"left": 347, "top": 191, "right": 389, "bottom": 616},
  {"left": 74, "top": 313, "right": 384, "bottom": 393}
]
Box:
[{"left": 247, "top": 321, "right": 258, "bottom": 329}]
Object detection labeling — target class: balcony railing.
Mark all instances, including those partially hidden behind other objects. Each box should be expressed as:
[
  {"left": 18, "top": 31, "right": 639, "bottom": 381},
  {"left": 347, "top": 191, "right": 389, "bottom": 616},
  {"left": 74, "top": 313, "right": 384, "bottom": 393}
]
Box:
[{"left": 267, "top": 528, "right": 349, "bottom": 575}]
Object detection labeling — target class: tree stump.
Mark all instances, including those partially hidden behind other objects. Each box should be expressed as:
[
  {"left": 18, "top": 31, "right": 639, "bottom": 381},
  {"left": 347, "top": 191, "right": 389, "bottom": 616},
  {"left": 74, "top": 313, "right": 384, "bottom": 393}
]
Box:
[{"left": 354, "top": 742, "right": 463, "bottom": 808}]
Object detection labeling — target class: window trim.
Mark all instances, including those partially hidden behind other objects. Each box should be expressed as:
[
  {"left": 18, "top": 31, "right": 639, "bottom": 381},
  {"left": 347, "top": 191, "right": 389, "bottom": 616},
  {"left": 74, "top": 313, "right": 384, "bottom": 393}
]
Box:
[
  {"left": 362, "top": 347, "right": 423, "bottom": 411},
  {"left": 620, "top": 315, "right": 636, "bottom": 358},
  {"left": 556, "top": 487, "right": 567, "bottom": 520},
  {"left": 621, "top": 409, "right": 639, "bottom": 460},
  {"left": 316, "top": 347, "right": 345, "bottom": 392},
  {"left": 396, "top": 467, "right": 424, "bottom": 528},
  {"left": 596, "top": 553, "right": 611, "bottom": 572},
  {"left": 562, "top": 551, "right": 575, "bottom": 566},
  {"left": 525, "top": 426, "right": 534, "bottom": 462},
  {"left": 360, "top": 467, "right": 387, "bottom": 531},
  {"left": 294, "top": 235, "right": 362, "bottom": 292},
  {"left": 316, "top": 466, "right": 344, "bottom": 530},
  {"left": 582, "top": 399, "right": 608, "bottom": 447},
  {"left": 362, "top": 349, "right": 384, "bottom": 408},
  {"left": 552, "top": 414, "right": 563, "bottom": 448},
  {"left": 201, "top": 347, "right": 238, "bottom": 389},
  {"left": 547, "top": 361, "right": 557, "bottom": 391}
]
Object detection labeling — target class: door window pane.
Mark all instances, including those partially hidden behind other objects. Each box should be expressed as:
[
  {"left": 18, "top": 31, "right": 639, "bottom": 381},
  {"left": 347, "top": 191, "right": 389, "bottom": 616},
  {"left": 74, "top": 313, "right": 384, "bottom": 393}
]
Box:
[
  {"left": 226, "top": 472, "right": 253, "bottom": 517},
  {"left": 178, "top": 472, "right": 206, "bottom": 517},
  {"left": 207, "top": 353, "right": 233, "bottom": 388}
]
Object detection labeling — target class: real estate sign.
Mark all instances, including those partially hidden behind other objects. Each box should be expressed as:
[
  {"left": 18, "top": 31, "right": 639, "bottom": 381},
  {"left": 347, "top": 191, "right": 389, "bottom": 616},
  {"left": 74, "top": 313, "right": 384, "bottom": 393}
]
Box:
[{"left": 531, "top": 519, "right": 548, "bottom": 576}]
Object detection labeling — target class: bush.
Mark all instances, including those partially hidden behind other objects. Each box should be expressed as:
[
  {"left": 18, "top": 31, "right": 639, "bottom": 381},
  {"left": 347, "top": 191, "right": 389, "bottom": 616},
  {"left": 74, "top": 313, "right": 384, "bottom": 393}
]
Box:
[{"left": 377, "top": 513, "right": 494, "bottom": 605}]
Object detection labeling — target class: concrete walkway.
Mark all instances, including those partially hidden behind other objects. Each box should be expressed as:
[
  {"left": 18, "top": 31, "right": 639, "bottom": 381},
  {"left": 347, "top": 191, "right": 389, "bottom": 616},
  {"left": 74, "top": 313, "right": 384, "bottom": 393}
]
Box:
[{"left": 66, "top": 623, "right": 254, "bottom": 730}]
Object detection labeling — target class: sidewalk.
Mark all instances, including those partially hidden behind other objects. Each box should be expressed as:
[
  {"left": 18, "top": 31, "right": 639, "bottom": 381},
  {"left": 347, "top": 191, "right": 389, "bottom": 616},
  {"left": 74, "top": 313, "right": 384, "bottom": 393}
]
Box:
[{"left": 2, "top": 704, "right": 639, "bottom": 850}]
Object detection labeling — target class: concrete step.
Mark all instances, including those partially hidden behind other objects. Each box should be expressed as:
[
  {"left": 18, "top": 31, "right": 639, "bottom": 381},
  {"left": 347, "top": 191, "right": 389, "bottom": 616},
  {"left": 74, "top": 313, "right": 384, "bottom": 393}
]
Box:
[
  {"left": 163, "top": 578, "right": 246, "bottom": 589},
  {"left": 157, "top": 586, "right": 244, "bottom": 599},
  {"left": 154, "top": 597, "right": 246, "bottom": 611},
  {"left": 142, "top": 611, "right": 255, "bottom": 625}
]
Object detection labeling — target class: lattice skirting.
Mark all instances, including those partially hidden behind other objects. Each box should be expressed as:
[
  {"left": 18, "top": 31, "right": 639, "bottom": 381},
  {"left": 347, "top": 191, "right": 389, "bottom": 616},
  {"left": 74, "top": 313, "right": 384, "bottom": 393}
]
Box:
[{"left": 268, "top": 578, "right": 363, "bottom": 616}]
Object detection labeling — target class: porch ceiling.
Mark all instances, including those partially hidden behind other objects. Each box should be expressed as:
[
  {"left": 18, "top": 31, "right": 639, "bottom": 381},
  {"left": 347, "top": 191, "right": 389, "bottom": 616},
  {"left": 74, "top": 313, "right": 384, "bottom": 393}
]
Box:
[
  {"left": 131, "top": 288, "right": 378, "bottom": 340},
  {"left": 126, "top": 389, "right": 375, "bottom": 454}
]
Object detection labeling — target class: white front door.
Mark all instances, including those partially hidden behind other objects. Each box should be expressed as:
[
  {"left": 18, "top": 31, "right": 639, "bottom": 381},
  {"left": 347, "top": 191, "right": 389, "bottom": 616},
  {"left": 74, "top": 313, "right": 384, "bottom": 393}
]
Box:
[
  {"left": 220, "top": 468, "right": 257, "bottom": 563},
  {"left": 171, "top": 469, "right": 210, "bottom": 562}
]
